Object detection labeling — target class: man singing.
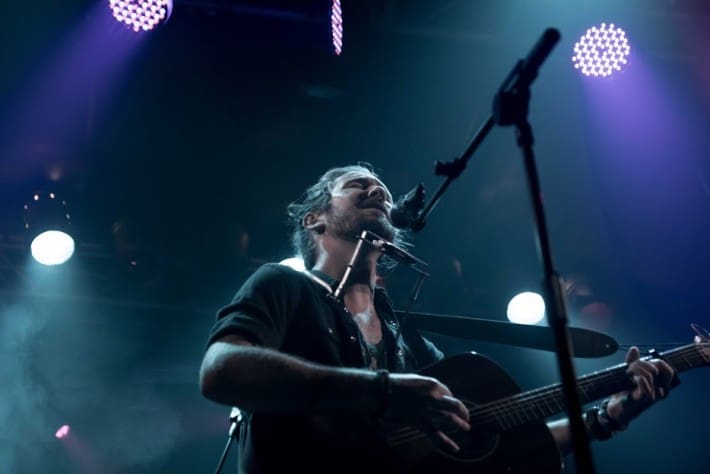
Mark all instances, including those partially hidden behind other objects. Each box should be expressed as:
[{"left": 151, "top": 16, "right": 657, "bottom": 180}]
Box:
[{"left": 199, "top": 164, "right": 674, "bottom": 473}]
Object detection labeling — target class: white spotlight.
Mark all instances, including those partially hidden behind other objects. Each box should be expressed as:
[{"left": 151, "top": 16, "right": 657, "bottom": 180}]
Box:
[
  {"left": 24, "top": 191, "right": 75, "bottom": 266},
  {"left": 506, "top": 292, "right": 546, "bottom": 325},
  {"left": 31, "top": 230, "right": 75, "bottom": 266}
]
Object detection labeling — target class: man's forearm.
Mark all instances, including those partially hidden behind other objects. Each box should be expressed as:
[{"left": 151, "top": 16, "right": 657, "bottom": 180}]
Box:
[
  {"left": 547, "top": 418, "right": 576, "bottom": 457},
  {"left": 200, "top": 341, "right": 382, "bottom": 415},
  {"left": 548, "top": 413, "right": 609, "bottom": 457}
]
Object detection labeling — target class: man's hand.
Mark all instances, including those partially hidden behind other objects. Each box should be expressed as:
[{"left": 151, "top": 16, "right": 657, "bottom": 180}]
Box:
[
  {"left": 605, "top": 346, "right": 675, "bottom": 426},
  {"left": 384, "top": 373, "right": 470, "bottom": 453}
]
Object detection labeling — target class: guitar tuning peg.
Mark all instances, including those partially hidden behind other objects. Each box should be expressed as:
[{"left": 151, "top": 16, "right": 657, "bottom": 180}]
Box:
[{"left": 690, "top": 323, "right": 710, "bottom": 342}]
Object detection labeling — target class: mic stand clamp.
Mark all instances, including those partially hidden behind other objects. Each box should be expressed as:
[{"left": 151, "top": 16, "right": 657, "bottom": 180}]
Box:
[{"left": 333, "top": 231, "right": 430, "bottom": 300}]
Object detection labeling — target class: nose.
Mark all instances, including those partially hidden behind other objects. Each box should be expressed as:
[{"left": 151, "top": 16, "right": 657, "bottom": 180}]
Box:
[{"left": 367, "top": 185, "right": 387, "bottom": 201}]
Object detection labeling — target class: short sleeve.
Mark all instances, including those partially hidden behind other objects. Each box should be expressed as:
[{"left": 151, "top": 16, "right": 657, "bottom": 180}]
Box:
[
  {"left": 399, "top": 319, "right": 445, "bottom": 370},
  {"left": 206, "top": 264, "right": 303, "bottom": 349},
  {"left": 417, "top": 335, "right": 445, "bottom": 366}
]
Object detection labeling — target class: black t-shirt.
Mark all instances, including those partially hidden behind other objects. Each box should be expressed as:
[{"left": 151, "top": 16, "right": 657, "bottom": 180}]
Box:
[{"left": 206, "top": 263, "right": 444, "bottom": 473}]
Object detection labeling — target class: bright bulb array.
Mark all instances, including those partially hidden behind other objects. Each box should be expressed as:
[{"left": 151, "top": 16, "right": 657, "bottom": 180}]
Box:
[
  {"left": 572, "top": 23, "right": 630, "bottom": 77},
  {"left": 331, "top": 0, "right": 343, "bottom": 55},
  {"left": 108, "top": 0, "right": 173, "bottom": 32}
]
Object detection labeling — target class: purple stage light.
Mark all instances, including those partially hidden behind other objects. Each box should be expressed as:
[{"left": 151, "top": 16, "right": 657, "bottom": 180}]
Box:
[
  {"left": 56, "top": 425, "right": 71, "bottom": 439},
  {"left": 108, "top": 0, "right": 173, "bottom": 32},
  {"left": 331, "top": 0, "right": 343, "bottom": 55},
  {"left": 572, "top": 23, "right": 631, "bottom": 77}
]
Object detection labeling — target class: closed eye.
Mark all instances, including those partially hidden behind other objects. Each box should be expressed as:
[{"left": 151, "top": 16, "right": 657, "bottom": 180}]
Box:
[
  {"left": 342, "top": 177, "right": 393, "bottom": 203},
  {"left": 345, "top": 179, "right": 367, "bottom": 189}
]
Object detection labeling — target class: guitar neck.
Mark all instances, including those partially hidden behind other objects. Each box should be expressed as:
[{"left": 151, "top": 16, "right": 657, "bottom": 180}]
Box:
[{"left": 471, "top": 343, "right": 707, "bottom": 432}]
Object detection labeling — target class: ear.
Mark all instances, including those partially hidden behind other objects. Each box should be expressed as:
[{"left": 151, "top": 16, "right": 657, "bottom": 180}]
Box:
[{"left": 303, "top": 212, "right": 326, "bottom": 234}]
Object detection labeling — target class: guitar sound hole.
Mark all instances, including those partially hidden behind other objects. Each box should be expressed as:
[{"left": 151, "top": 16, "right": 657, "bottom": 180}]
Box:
[{"left": 442, "top": 428, "right": 499, "bottom": 462}]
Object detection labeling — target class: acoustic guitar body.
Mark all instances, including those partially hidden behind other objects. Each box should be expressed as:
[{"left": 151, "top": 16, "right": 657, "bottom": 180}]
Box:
[{"left": 389, "top": 352, "right": 563, "bottom": 474}]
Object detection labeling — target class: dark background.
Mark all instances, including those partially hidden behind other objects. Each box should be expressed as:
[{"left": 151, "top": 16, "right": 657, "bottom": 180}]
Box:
[{"left": 1, "top": 1, "right": 709, "bottom": 472}]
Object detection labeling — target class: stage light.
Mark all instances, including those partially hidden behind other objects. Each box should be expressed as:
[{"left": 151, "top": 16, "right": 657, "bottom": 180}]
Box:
[
  {"left": 331, "top": 0, "right": 343, "bottom": 55},
  {"left": 55, "top": 425, "right": 71, "bottom": 439},
  {"left": 31, "top": 231, "right": 75, "bottom": 266},
  {"left": 572, "top": 23, "right": 630, "bottom": 77},
  {"left": 108, "top": 0, "right": 173, "bottom": 32},
  {"left": 279, "top": 257, "right": 305, "bottom": 272},
  {"left": 24, "top": 191, "right": 75, "bottom": 266},
  {"left": 506, "top": 292, "right": 545, "bottom": 325}
]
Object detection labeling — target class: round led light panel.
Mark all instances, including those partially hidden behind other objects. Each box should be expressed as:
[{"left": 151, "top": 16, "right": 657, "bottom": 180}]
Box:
[
  {"left": 108, "top": 0, "right": 173, "bottom": 32},
  {"left": 572, "top": 23, "right": 631, "bottom": 77}
]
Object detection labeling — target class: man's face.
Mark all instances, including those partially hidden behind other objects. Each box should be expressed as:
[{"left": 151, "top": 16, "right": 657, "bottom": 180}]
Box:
[{"left": 323, "top": 170, "right": 397, "bottom": 242}]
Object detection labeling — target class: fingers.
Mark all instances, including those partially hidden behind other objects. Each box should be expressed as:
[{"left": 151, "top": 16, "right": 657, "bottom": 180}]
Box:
[
  {"left": 625, "top": 346, "right": 641, "bottom": 364},
  {"left": 653, "top": 359, "right": 675, "bottom": 388},
  {"left": 631, "top": 374, "right": 655, "bottom": 401},
  {"left": 419, "top": 418, "right": 461, "bottom": 453},
  {"left": 422, "top": 379, "right": 470, "bottom": 453},
  {"left": 627, "top": 352, "right": 677, "bottom": 402},
  {"left": 434, "top": 429, "right": 461, "bottom": 453},
  {"left": 630, "top": 358, "right": 659, "bottom": 400},
  {"left": 424, "top": 378, "right": 470, "bottom": 424},
  {"left": 387, "top": 373, "right": 471, "bottom": 453},
  {"left": 610, "top": 350, "right": 677, "bottom": 425},
  {"left": 428, "top": 394, "right": 470, "bottom": 441},
  {"left": 434, "top": 399, "right": 471, "bottom": 431},
  {"left": 433, "top": 394, "right": 469, "bottom": 421},
  {"left": 387, "top": 374, "right": 470, "bottom": 426},
  {"left": 653, "top": 362, "right": 676, "bottom": 397},
  {"left": 634, "top": 360, "right": 659, "bottom": 382}
]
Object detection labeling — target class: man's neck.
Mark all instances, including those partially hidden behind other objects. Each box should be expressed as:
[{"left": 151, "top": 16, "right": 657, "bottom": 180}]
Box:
[{"left": 310, "top": 235, "right": 379, "bottom": 292}]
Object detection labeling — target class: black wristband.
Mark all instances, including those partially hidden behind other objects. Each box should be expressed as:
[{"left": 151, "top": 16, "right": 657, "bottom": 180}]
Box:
[
  {"left": 598, "top": 399, "right": 627, "bottom": 432},
  {"left": 375, "top": 369, "right": 391, "bottom": 418},
  {"left": 584, "top": 405, "right": 614, "bottom": 441}
]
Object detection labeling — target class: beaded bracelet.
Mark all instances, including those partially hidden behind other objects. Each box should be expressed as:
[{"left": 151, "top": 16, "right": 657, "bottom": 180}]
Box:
[
  {"left": 598, "top": 399, "right": 628, "bottom": 432},
  {"left": 584, "top": 406, "right": 614, "bottom": 441},
  {"left": 584, "top": 399, "right": 628, "bottom": 441}
]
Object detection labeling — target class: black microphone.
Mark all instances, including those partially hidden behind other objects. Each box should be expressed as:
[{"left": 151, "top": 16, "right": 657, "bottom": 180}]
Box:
[
  {"left": 390, "top": 183, "right": 425, "bottom": 230},
  {"left": 519, "top": 28, "right": 561, "bottom": 86}
]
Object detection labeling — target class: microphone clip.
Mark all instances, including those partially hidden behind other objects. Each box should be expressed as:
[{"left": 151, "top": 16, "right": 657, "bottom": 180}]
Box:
[{"left": 363, "top": 231, "right": 429, "bottom": 277}]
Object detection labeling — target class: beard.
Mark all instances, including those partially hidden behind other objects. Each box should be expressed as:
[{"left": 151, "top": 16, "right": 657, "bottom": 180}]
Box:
[{"left": 329, "top": 209, "right": 397, "bottom": 243}]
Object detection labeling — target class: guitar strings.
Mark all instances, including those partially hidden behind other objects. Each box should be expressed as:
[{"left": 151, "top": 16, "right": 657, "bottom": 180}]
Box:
[
  {"left": 387, "top": 344, "right": 706, "bottom": 444},
  {"left": 385, "top": 367, "right": 634, "bottom": 446},
  {"left": 462, "top": 343, "right": 707, "bottom": 425},
  {"left": 387, "top": 361, "right": 633, "bottom": 442},
  {"left": 385, "top": 344, "right": 707, "bottom": 447},
  {"left": 385, "top": 367, "right": 634, "bottom": 447},
  {"left": 386, "top": 345, "right": 707, "bottom": 446}
]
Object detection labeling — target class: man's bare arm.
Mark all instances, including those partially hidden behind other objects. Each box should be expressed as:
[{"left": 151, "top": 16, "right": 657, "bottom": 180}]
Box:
[
  {"left": 199, "top": 334, "right": 383, "bottom": 414},
  {"left": 199, "top": 334, "right": 471, "bottom": 451}
]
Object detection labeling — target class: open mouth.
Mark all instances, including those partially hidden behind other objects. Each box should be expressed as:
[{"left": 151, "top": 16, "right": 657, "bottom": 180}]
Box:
[{"left": 361, "top": 202, "right": 388, "bottom": 214}]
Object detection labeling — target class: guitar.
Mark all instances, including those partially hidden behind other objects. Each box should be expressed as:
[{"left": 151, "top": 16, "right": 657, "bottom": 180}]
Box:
[{"left": 384, "top": 333, "right": 710, "bottom": 473}]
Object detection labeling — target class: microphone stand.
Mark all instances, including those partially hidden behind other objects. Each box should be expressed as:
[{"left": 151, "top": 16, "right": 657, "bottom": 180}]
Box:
[
  {"left": 213, "top": 407, "right": 243, "bottom": 474},
  {"left": 411, "top": 29, "right": 597, "bottom": 474}
]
